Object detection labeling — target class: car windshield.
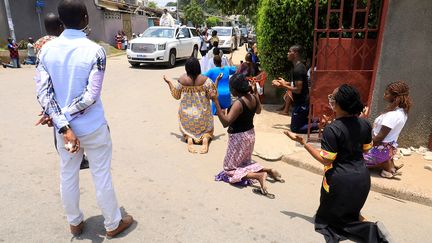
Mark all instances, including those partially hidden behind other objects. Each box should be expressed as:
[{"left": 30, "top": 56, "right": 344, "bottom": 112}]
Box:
[
  {"left": 142, "top": 28, "right": 174, "bottom": 38},
  {"left": 213, "top": 28, "right": 232, "bottom": 36},
  {"left": 240, "top": 28, "right": 248, "bottom": 35}
]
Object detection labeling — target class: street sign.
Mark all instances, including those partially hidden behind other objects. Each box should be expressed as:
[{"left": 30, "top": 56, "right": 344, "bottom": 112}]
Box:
[{"left": 36, "top": 0, "right": 45, "bottom": 8}]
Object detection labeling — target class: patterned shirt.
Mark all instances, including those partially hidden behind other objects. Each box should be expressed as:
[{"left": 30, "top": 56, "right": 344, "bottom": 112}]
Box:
[
  {"left": 35, "top": 29, "right": 107, "bottom": 136},
  {"left": 7, "top": 43, "right": 19, "bottom": 58},
  {"left": 34, "top": 35, "right": 57, "bottom": 55}
]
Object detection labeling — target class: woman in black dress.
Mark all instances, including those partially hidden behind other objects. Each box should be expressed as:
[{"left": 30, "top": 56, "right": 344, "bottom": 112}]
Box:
[{"left": 285, "top": 84, "right": 392, "bottom": 243}]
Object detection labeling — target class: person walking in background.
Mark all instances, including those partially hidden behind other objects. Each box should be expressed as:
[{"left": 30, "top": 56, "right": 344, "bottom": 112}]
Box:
[
  {"left": 2, "top": 37, "right": 21, "bottom": 68},
  {"left": 121, "top": 31, "right": 127, "bottom": 50},
  {"left": 207, "top": 30, "right": 219, "bottom": 50},
  {"left": 115, "top": 31, "right": 123, "bottom": 49},
  {"left": 160, "top": 8, "right": 175, "bottom": 27},
  {"left": 364, "top": 81, "right": 411, "bottom": 179},
  {"left": 34, "top": 13, "right": 64, "bottom": 55},
  {"left": 23, "top": 37, "right": 36, "bottom": 65},
  {"left": 35, "top": 0, "right": 133, "bottom": 237},
  {"left": 212, "top": 74, "right": 285, "bottom": 199},
  {"left": 285, "top": 84, "right": 392, "bottom": 243},
  {"left": 199, "top": 30, "right": 209, "bottom": 57},
  {"left": 163, "top": 57, "right": 217, "bottom": 154}
]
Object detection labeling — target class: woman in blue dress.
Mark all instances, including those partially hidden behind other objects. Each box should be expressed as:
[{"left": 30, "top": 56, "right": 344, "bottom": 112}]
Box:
[{"left": 203, "top": 55, "right": 237, "bottom": 115}]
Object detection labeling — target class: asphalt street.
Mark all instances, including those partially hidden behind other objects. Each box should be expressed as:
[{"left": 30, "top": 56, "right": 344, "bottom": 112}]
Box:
[{"left": 0, "top": 54, "right": 431, "bottom": 242}]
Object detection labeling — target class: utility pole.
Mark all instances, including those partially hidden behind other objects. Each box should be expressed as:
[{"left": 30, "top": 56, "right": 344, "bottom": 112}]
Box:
[
  {"left": 3, "top": 0, "right": 16, "bottom": 40},
  {"left": 176, "top": 0, "right": 179, "bottom": 23}
]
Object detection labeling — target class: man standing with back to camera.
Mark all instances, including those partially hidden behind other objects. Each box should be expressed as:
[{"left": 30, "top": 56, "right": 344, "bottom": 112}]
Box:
[{"left": 35, "top": 0, "right": 133, "bottom": 237}]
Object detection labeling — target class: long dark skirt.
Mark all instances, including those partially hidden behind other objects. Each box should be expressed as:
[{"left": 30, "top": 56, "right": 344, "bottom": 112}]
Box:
[{"left": 315, "top": 165, "right": 392, "bottom": 243}]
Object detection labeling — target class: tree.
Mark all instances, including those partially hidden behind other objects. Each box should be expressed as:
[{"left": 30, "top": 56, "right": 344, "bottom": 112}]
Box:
[
  {"left": 183, "top": 0, "right": 205, "bottom": 27},
  {"left": 147, "top": 1, "right": 157, "bottom": 9},
  {"left": 238, "top": 15, "right": 247, "bottom": 25},
  {"left": 206, "top": 0, "right": 258, "bottom": 20},
  {"left": 206, "top": 16, "right": 220, "bottom": 27},
  {"left": 257, "top": 0, "right": 314, "bottom": 81}
]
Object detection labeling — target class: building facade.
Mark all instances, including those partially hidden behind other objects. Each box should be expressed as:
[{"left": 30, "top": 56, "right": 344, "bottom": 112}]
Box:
[{"left": 0, "top": 0, "right": 153, "bottom": 47}]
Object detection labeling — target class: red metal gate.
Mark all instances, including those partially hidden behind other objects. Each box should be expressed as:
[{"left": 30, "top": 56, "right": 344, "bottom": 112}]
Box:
[{"left": 308, "top": 0, "right": 388, "bottom": 140}]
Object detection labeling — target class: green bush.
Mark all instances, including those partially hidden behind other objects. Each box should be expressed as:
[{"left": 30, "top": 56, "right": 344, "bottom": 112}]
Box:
[
  {"left": 206, "top": 16, "right": 220, "bottom": 27},
  {"left": 257, "top": 0, "right": 314, "bottom": 81}
]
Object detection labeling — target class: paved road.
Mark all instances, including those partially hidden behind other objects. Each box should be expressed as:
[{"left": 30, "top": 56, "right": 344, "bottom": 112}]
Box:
[{"left": 0, "top": 55, "right": 431, "bottom": 242}]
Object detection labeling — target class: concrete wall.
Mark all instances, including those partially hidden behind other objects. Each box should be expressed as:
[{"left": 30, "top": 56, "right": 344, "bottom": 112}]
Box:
[
  {"left": 371, "top": 0, "right": 432, "bottom": 147},
  {"left": 0, "top": 1, "right": 148, "bottom": 47}
]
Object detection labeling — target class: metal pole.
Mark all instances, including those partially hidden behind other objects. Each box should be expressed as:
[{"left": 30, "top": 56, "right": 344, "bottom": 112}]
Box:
[
  {"left": 37, "top": 8, "right": 43, "bottom": 36},
  {"left": 176, "top": 0, "right": 179, "bottom": 22},
  {"left": 3, "top": 0, "right": 16, "bottom": 40}
]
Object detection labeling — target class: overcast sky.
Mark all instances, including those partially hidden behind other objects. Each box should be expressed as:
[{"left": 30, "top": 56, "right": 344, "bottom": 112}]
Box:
[{"left": 154, "top": 0, "right": 171, "bottom": 7}]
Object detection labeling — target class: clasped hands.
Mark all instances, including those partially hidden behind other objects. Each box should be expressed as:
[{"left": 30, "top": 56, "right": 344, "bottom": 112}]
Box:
[{"left": 35, "top": 111, "right": 80, "bottom": 153}]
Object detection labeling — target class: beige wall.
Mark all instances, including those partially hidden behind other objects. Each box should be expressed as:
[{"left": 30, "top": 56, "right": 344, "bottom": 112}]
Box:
[{"left": 371, "top": 0, "right": 432, "bottom": 147}]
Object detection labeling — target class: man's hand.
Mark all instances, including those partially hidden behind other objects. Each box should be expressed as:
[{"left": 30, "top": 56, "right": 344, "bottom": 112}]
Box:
[
  {"left": 272, "top": 79, "right": 282, "bottom": 87},
  {"left": 35, "top": 112, "right": 53, "bottom": 127},
  {"left": 283, "top": 130, "right": 305, "bottom": 145},
  {"left": 359, "top": 106, "right": 369, "bottom": 118},
  {"left": 63, "top": 129, "right": 80, "bottom": 153},
  {"left": 215, "top": 73, "right": 223, "bottom": 88}
]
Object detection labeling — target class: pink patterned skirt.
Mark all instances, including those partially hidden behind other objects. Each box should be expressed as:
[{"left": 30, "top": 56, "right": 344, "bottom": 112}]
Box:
[
  {"left": 215, "top": 129, "right": 263, "bottom": 184},
  {"left": 364, "top": 142, "right": 397, "bottom": 167}
]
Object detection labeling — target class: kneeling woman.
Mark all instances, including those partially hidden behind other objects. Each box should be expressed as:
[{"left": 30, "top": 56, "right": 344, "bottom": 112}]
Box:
[
  {"left": 212, "top": 74, "right": 284, "bottom": 198},
  {"left": 163, "top": 57, "right": 216, "bottom": 154},
  {"left": 286, "top": 84, "right": 392, "bottom": 242}
]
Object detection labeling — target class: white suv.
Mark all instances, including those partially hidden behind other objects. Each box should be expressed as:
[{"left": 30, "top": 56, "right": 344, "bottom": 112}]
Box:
[{"left": 127, "top": 26, "right": 200, "bottom": 68}]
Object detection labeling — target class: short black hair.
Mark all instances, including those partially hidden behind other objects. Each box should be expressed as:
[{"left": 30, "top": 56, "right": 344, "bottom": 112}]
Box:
[
  {"left": 44, "top": 13, "right": 63, "bottom": 36},
  {"left": 290, "top": 44, "right": 304, "bottom": 57},
  {"left": 230, "top": 74, "right": 251, "bottom": 95},
  {"left": 334, "top": 84, "right": 365, "bottom": 115},
  {"left": 185, "top": 57, "right": 201, "bottom": 84},
  {"left": 213, "top": 55, "right": 222, "bottom": 67},
  {"left": 58, "top": 0, "right": 87, "bottom": 29},
  {"left": 212, "top": 47, "right": 221, "bottom": 56},
  {"left": 212, "top": 30, "right": 217, "bottom": 36}
]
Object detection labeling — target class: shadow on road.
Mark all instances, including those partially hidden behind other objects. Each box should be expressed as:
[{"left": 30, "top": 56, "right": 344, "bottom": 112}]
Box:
[
  {"left": 71, "top": 207, "right": 137, "bottom": 242},
  {"left": 170, "top": 132, "right": 226, "bottom": 142},
  {"left": 281, "top": 211, "right": 314, "bottom": 224},
  {"left": 129, "top": 59, "right": 187, "bottom": 70}
]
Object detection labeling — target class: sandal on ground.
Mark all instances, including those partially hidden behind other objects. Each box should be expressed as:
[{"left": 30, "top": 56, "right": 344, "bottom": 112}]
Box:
[
  {"left": 380, "top": 170, "right": 401, "bottom": 179},
  {"left": 253, "top": 188, "right": 275, "bottom": 199}
]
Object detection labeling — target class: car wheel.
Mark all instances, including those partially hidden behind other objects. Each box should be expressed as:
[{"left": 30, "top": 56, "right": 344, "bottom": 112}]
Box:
[
  {"left": 129, "top": 62, "right": 140, "bottom": 67},
  {"left": 167, "top": 50, "right": 176, "bottom": 68},
  {"left": 191, "top": 46, "right": 198, "bottom": 58}
]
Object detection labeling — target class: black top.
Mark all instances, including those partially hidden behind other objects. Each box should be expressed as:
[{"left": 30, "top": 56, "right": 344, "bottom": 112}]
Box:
[
  {"left": 291, "top": 62, "right": 309, "bottom": 105},
  {"left": 228, "top": 97, "right": 256, "bottom": 134},
  {"left": 321, "top": 117, "right": 372, "bottom": 171}
]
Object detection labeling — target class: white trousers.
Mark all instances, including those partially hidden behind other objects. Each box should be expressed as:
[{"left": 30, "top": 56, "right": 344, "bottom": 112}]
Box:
[{"left": 56, "top": 124, "right": 121, "bottom": 231}]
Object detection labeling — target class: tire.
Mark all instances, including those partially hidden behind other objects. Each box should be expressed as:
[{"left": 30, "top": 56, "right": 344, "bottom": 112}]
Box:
[
  {"left": 167, "top": 49, "right": 176, "bottom": 68},
  {"left": 191, "top": 46, "right": 198, "bottom": 58},
  {"left": 129, "top": 62, "right": 140, "bottom": 67}
]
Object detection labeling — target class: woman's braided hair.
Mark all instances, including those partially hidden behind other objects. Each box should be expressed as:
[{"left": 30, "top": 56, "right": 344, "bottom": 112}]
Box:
[{"left": 386, "top": 81, "right": 412, "bottom": 114}]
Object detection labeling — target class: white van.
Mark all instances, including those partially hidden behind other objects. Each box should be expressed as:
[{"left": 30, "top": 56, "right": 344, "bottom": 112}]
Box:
[{"left": 211, "top": 26, "right": 240, "bottom": 53}]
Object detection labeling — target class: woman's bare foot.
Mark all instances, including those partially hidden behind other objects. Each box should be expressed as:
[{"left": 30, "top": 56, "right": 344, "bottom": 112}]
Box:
[
  {"left": 278, "top": 111, "right": 290, "bottom": 116},
  {"left": 187, "top": 137, "right": 197, "bottom": 153},
  {"left": 256, "top": 173, "right": 275, "bottom": 199},
  {"left": 269, "top": 169, "right": 285, "bottom": 183},
  {"left": 200, "top": 137, "right": 209, "bottom": 154}
]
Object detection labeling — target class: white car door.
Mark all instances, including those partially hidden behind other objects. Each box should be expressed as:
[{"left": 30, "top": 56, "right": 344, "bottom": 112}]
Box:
[{"left": 179, "top": 27, "right": 193, "bottom": 58}]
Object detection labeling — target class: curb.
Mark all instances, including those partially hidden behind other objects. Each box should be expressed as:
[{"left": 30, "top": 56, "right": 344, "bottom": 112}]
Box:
[{"left": 281, "top": 155, "right": 432, "bottom": 207}]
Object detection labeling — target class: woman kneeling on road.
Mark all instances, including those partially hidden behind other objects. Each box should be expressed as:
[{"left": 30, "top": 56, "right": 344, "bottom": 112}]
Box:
[
  {"left": 285, "top": 84, "right": 392, "bottom": 243},
  {"left": 212, "top": 73, "right": 284, "bottom": 199},
  {"left": 364, "top": 80, "right": 411, "bottom": 179}
]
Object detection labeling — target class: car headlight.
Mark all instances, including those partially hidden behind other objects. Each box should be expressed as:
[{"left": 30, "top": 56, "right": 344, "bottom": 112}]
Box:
[
  {"left": 225, "top": 40, "right": 231, "bottom": 45},
  {"left": 158, "top": 43, "right": 166, "bottom": 50}
]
